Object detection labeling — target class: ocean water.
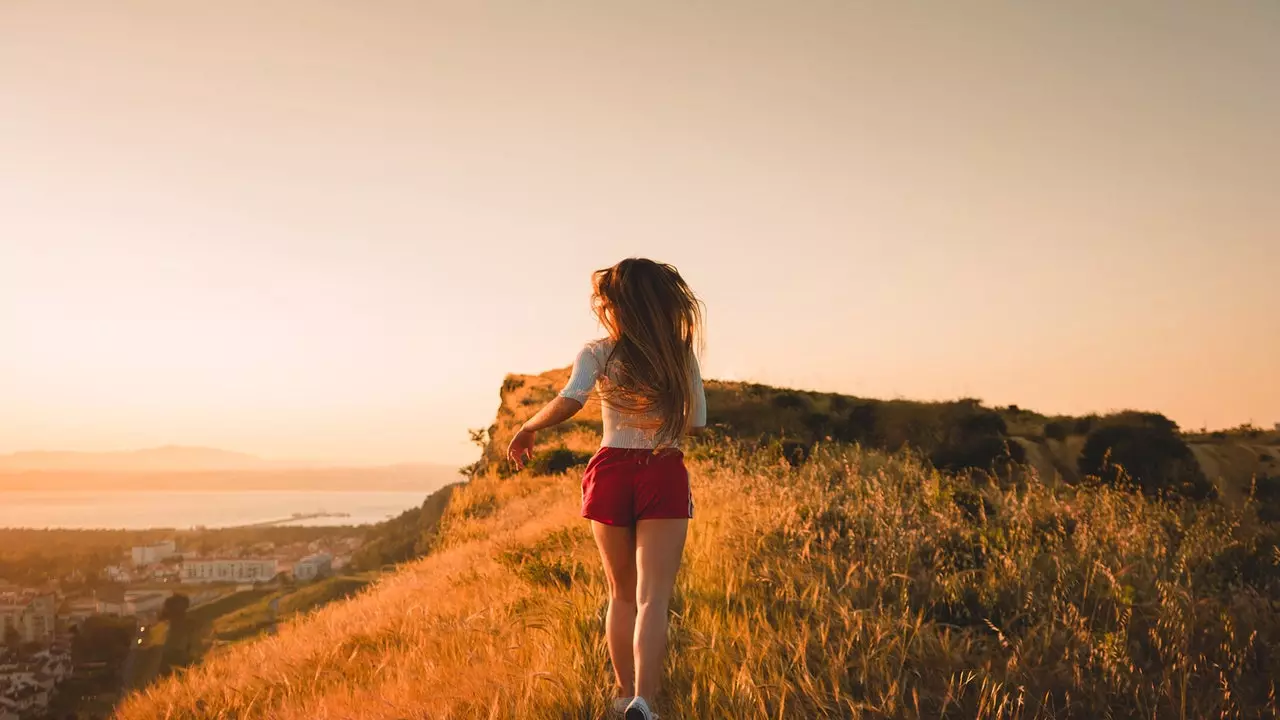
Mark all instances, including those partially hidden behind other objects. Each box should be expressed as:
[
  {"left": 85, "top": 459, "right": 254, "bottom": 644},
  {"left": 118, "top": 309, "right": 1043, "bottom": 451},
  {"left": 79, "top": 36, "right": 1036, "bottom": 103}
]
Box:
[{"left": 0, "top": 490, "right": 431, "bottom": 529}]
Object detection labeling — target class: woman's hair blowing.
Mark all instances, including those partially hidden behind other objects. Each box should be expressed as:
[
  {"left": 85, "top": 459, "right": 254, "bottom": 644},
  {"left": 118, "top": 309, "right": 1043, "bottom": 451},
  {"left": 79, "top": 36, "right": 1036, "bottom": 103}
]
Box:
[{"left": 591, "top": 258, "right": 704, "bottom": 447}]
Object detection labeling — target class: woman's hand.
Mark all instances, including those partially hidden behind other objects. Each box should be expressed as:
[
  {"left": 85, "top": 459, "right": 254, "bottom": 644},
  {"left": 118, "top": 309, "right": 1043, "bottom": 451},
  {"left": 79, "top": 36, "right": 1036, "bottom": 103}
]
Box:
[{"left": 507, "top": 427, "right": 536, "bottom": 470}]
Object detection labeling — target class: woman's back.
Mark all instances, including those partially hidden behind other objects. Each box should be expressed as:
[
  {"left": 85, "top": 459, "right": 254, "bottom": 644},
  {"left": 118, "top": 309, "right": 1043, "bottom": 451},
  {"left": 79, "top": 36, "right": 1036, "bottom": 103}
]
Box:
[{"left": 559, "top": 338, "right": 706, "bottom": 450}]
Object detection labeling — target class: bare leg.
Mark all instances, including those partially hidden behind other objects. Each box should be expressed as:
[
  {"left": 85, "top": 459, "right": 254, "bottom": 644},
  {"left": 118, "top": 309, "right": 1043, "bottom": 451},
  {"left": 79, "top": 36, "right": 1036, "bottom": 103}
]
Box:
[
  {"left": 633, "top": 518, "right": 688, "bottom": 701},
  {"left": 591, "top": 521, "right": 638, "bottom": 697}
]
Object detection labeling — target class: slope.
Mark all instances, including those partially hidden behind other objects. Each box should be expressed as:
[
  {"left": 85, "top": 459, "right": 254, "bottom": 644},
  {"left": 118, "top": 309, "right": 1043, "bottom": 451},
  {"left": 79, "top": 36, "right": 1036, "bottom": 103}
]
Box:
[{"left": 117, "top": 448, "right": 1280, "bottom": 718}]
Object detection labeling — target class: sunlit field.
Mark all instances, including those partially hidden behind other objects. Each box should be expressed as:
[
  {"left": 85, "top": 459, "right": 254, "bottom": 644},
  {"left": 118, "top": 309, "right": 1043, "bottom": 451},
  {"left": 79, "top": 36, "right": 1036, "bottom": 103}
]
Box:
[{"left": 117, "top": 438, "right": 1279, "bottom": 719}]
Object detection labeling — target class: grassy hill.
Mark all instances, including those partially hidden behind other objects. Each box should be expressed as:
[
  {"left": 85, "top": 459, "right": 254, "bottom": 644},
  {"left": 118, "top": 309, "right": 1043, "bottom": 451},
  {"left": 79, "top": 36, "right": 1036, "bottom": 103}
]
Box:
[
  {"left": 115, "top": 370, "right": 1280, "bottom": 719},
  {"left": 476, "top": 366, "right": 1275, "bottom": 499}
]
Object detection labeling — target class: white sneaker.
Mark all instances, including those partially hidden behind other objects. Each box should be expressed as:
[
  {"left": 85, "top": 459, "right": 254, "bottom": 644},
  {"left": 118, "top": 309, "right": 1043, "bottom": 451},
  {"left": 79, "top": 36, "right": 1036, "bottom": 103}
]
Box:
[
  {"left": 611, "top": 697, "right": 633, "bottom": 716},
  {"left": 624, "top": 696, "right": 658, "bottom": 720}
]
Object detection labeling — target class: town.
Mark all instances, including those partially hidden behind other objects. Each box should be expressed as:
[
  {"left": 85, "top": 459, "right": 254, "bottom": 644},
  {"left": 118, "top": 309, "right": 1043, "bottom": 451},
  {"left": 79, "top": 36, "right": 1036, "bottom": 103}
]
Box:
[{"left": 1, "top": 532, "right": 364, "bottom": 719}]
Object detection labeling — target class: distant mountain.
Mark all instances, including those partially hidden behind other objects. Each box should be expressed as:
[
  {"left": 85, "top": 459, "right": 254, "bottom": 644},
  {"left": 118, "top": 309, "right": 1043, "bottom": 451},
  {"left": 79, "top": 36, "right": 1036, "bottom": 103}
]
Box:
[
  {"left": 0, "top": 446, "right": 297, "bottom": 472},
  {"left": 0, "top": 464, "right": 463, "bottom": 492}
]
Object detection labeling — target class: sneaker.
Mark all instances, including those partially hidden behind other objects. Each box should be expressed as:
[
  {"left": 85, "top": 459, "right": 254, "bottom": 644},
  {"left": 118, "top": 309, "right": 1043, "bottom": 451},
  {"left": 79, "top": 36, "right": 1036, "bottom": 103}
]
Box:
[
  {"left": 624, "top": 696, "right": 658, "bottom": 720},
  {"left": 611, "top": 697, "right": 633, "bottom": 716}
]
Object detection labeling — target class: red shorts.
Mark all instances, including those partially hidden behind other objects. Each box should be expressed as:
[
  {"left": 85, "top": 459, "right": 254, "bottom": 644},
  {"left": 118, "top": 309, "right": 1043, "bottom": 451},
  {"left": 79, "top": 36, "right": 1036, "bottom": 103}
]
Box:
[{"left": 581, "top": 447, "right": 693, "bottom": 526}]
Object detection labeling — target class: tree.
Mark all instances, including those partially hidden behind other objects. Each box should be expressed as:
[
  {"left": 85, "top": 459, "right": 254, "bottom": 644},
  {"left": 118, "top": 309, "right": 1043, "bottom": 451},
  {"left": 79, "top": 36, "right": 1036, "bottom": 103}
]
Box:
[
  {"left": 159, "top": 593, "right": 190, "bottom": 623},
  {"left": 836, "top": 402, "right": 880, "bottom": 446},
  {"left": 3, "top": 623, "right": 20, "bottom": 649},
  {"left": 931, "top": 407, "right": 1023, "bottom": 473},
  {"left": 160, "top": 593, "right": 196, "bottom": 671},
  {"left": 1079, "top": 413, "right": 1213, "bottom": 499},
  {"left": 459, "top": 428, "right": 490, "bottom": 479},
  {"left": 71, "top": 615, "right": 134, "bottom": 665},
  {"left": 1043, "top": 421, "right": 1069, "bottom": 441},
  {"left": 528, "top": 448, "right": 592, "bottom": 475}
]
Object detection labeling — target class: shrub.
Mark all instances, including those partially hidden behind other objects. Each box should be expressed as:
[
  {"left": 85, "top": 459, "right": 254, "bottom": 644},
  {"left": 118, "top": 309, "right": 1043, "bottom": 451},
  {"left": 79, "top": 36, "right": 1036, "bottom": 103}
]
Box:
[
  {"left": 951, "top": 486, "right": 996, "bottom": 521},
  {"left": 495, "top": 527, "right": 589, "bottom": 590},
  {"left": 1073, "top": 415, "right": 1098, "bottom": 435},
  {"left": 837, "top": 402, "right": 880, "bottom": 445},
  {"left": 948, "top": 408, "right": 1007, "bottom": 439},
  {"left": 496, "top": 545, "right": 583, "bottom": 590},
  {"left": 930, "top": 407, "right": 1022, "bottom": 473},
  {"left": 1078, "top": 413, "right": 1214, "bottom": 499},
  {"left": 780, "top": 440, "right": 811, "bottom": 467},
  {"left": 771, "top": 392, "right": 810, "bottom": 411},
  {"left": 1043, "top": 421, "right": 1069, "bottom": 441},
  {"left": 1253, "top": 474, "right": 1280, "bottom": 522},
  {"left": 528, "top": 448, "right": 593, "bottom": 475},
  {"left": 501, "top": 376, "right": 525, "bottom": 394},
  {"left": 800, "top": 411, "right": 835, "bottom": 439},
  {"left": 933, "top": 434, "right": 1026, "bottom": 474}
]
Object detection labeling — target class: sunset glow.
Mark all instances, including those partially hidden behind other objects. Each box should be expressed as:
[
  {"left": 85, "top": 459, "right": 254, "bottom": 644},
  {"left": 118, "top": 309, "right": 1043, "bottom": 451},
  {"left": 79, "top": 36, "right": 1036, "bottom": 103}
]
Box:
[{"left": 2, "top": 1, "right": 1277, "bottom": 465}]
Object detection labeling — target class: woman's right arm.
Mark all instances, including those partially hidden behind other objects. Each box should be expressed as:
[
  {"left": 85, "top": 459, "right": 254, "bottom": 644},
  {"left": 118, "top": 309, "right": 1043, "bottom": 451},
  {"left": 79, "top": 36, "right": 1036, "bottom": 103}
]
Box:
[{"left": 507, "top": 343, "right": 600, "bottom": 468}]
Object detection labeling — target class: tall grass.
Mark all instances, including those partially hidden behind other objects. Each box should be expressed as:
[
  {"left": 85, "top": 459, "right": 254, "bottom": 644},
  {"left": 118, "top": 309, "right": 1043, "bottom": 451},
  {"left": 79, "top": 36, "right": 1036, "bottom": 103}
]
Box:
[{"left": 117, "top": 442, "right": 1279, "bottom": 719}]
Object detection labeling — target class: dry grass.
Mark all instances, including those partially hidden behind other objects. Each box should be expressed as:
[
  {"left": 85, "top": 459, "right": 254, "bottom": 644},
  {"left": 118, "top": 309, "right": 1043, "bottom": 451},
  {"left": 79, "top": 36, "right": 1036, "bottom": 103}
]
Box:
[{"left": 117, "top": 442, "right": 1279, "bottom": 719}]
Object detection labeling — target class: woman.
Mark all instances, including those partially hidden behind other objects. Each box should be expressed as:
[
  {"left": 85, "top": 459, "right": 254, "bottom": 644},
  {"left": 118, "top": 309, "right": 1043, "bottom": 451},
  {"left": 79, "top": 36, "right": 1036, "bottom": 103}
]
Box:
[{"left": 507, "top": 258, "right": 706, "bottom": 720}]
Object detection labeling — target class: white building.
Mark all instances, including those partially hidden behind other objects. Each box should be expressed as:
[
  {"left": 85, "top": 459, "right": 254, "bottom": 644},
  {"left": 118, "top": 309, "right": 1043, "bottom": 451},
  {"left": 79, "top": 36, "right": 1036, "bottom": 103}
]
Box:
[
  {"left": 93, "top": 588, "right": 173, "bottom": 618},
  {"left": 132, "top": 540, "right": 178, "bottom": 567},
  {"left": 292, "top": 553, "right": 332, "bottom": 582},
  {"left": 181, "top": 558, "right": 278, "bottom": 584},
  {"left": 93, "top": 587, "right": 128, "bottom": 616},
  {"left": 128, "top": 592, "right": 168, "bottom": 620},
  {"left": 62, "top": 598, "right": 99, "bottom": 625},
  {"left": 0, "top": 592, "right": 55, "bottom": 645}
]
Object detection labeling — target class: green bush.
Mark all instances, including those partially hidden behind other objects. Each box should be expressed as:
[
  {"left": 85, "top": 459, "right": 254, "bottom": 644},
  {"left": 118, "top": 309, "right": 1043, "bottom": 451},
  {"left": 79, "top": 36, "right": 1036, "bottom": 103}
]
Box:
[
  {"left": 1043, "top": 421, "right": 1069, "bottom": 441},
  {"left": 528, "top": 448, "right": 593, "bottom": 475},
  {"left": 801, "top": 411, "right": 836, "bottom": 439},
  {"left": 1253, "top": 474, "right": 1280, "bottom": 522},
  {"left": 771, "top": 392, "right": 811, "bottom": 411},
  {"left": 1073, "top": 415, "right": 1098, "bottom": 435},
  {"left": 1079, "top": 413, "right": 1214, "bottom": 499},
  {"left": 836, "top": 402, "right": 880, "bottom": 446},
  {"left": 951, "top": 486, "right": 996, "bottom": 521},
  {"left": 933, "top": 435, "right": 1026, "bottom": 474},
  {"left": 931, "top": 408, "right": 1023, "bottom": 473},
  {"left": 780, "top": 440, "right": 811, "bottom": 467},
  {"left": 495, "top": 528, "right": 589, "bottom": 590}
]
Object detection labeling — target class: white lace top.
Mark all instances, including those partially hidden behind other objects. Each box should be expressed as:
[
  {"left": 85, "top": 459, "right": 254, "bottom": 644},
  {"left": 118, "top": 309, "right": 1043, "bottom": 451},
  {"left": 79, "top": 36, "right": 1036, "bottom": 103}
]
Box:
[{"left": 558, "top": 338, "right": 707, "bottom": 449}]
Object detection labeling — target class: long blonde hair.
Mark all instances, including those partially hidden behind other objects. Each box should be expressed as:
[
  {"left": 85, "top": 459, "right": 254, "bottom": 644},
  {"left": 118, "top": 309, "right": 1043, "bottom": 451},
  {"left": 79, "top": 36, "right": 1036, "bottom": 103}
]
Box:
[{"left": 592, "top": 258, "right": 704, "bottom": 447}]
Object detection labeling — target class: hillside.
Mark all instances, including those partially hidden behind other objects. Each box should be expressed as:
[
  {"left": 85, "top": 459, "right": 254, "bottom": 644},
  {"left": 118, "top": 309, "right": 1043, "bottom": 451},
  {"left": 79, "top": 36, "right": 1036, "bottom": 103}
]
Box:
[
  {"left": 115, "top": 371, "right": 1280, "bottom": 719},
  {"left": 477, "top": 366, "right": 1275, "bottom": 498}
]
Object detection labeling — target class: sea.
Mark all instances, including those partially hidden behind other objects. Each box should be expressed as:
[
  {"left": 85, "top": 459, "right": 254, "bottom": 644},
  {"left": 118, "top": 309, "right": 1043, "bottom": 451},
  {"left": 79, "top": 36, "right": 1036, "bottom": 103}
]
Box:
[{"left": 0, "top": 490, "right": 430, "bottom": 530}]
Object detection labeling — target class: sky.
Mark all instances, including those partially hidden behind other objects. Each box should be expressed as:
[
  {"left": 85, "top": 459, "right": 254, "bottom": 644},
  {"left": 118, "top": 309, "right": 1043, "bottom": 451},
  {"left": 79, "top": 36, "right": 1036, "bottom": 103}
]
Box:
[{"left": 2, "top": 1, "right": 1278, "bottom": 465}]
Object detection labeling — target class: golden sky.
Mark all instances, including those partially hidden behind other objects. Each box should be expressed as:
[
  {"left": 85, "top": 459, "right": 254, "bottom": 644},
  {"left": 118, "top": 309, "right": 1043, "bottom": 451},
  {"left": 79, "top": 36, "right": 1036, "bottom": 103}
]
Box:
[{"left": 2, "top": 1, "right": 1278, "bottom": 465}]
